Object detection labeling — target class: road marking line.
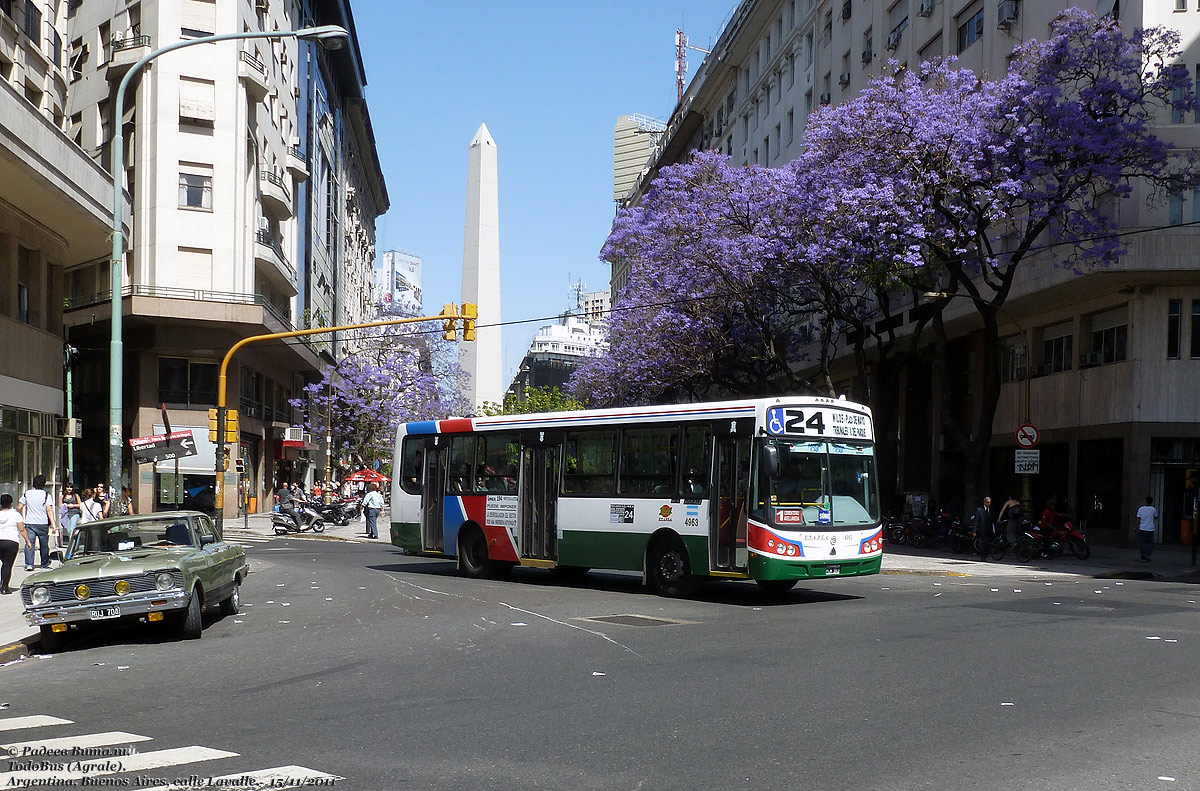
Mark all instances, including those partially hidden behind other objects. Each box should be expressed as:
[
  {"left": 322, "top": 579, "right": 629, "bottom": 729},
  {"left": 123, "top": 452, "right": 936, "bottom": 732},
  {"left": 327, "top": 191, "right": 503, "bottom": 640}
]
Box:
[
  {"left": 0, "top": 730, "right": 150, "bottom": 758},
  {"left": 140, "top": 764, "right": 342, "bottom": 791},
  {"left": 0, "top": 716, "right": 72, "bottom": 732},
  {"left": 0, "top": 745, "right": 236, "bottom": 787}
]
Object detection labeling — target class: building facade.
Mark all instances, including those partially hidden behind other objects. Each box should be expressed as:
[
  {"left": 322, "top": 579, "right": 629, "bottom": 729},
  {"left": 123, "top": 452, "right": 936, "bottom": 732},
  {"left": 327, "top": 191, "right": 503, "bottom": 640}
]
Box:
[
  {"left": 61, "top": 0, "right": 386, "bottom": 517},
  {"left": 1, "top": 0, "right": 123, "bottom": 503},
  {"left": 619, "top": 0, "right": 1200, "bottom": 548}
]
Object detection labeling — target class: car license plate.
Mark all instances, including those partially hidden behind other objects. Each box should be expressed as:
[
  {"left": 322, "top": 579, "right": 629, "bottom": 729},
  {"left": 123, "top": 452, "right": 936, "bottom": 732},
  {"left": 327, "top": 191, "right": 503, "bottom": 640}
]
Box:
[
  {"left": 824, "top": 565, "right": 840, "bottom": 576},
  {"left": 89, "top": 606, "right": 120, "bottom": 620}
]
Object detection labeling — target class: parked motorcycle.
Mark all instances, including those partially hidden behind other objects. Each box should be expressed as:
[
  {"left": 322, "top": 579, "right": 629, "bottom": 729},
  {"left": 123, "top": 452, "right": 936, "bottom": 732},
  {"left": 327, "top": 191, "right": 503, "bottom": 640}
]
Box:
[
  {"left": 312, "top": 499, "right": 354, "bottom": 527},
  {"left": 1014, "top": 518, "right": 1088, "bottom": 562},
  {"left": 271, "top": 502, "right": 326, "bottom": 535},
  {"left": 1049, "top": 519, "right": 1089, "bottom": 560}
]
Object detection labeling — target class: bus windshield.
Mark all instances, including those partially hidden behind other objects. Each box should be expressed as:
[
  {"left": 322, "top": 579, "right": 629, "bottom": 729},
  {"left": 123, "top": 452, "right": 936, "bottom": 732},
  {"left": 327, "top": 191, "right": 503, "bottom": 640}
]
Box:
[{"left": 756, "top": 439, "right": 880, "bottom": 528}]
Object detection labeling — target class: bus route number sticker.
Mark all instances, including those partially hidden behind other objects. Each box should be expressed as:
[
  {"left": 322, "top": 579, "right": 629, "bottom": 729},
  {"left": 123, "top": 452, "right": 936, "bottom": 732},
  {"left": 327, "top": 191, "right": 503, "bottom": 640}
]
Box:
[
  {"left": 767, "top": 406, "right": 870, "bottom": 440},
  {"left": 610, "top": 504, "right": 635, "bottom": 524}
]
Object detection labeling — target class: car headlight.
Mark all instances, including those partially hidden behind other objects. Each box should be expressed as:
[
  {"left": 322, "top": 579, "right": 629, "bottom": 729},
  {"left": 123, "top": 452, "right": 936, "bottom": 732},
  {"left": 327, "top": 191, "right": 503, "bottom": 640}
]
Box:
[
  {"left": 155, "top": 572, "right": 177, "bottom": 591},
  {"left": 114, "top": 580, "right": 130, "bottom": 596},
  {"left": 30, "top": 586, "right": 50, "bottom": 605}
]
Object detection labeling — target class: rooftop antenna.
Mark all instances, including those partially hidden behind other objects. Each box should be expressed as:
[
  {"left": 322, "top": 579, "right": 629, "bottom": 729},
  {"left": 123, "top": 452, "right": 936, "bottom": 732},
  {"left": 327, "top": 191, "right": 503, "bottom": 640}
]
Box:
[{"left": 676, "top": 19, "right": 712, "bottom": 104}]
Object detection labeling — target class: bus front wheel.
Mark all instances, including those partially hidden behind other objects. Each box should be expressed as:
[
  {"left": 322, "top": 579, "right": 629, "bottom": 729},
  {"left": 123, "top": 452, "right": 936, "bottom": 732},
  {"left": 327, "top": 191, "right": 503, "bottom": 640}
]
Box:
[
  {"left": 458, "top": 527, "right": 492, "bottom": 579},
  {"left": 647, "top": 536, "right": 697, "bottom": 598}
]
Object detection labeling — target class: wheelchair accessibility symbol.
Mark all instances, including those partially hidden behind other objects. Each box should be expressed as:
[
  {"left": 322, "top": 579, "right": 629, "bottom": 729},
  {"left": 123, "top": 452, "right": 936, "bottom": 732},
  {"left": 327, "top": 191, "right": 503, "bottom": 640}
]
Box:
[{"left": 767, "top": 408, "right": 785, "bottom": 435}]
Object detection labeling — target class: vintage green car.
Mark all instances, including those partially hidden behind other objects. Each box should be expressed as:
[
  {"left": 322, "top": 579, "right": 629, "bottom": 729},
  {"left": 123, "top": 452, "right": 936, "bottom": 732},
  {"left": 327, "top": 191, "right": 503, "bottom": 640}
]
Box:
[{"left": 20, "top": 511, "right": 248, "bottom": 651}]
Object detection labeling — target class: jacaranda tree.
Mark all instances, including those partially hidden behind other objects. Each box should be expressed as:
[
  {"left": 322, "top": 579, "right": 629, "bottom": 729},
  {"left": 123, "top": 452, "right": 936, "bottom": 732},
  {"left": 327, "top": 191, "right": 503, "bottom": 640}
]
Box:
[{"left": 575, "top": 9, "right": 1196, "bottom": 513}]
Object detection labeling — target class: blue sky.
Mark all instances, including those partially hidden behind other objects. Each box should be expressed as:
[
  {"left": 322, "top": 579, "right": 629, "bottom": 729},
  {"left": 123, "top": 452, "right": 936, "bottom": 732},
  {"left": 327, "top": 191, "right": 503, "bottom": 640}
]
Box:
[{"left": 353, "top": 0, "right": 735, "bottom": 384}]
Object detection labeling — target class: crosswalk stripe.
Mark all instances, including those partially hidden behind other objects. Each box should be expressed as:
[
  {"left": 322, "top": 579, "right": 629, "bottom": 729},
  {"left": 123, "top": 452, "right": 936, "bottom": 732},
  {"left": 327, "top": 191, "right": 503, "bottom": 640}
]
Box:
[
  {"left": 0, "top": 730, "right": 151, "bottom": 758},
  {"left": 0, "top": 716, "right": 72, "bottom": 732},
  {"left": 0, "top": 745, "right": 236, "bottom": 787},
  {"left": 140, "top": 764, "right": 343, "bottom": 791}
]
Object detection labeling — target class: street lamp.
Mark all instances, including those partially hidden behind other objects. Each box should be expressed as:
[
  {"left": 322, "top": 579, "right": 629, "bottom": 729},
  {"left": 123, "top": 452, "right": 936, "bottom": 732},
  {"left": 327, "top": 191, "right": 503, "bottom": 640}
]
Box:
[{"left": 106, "top": 25, "right": 350, "bottom": 500}]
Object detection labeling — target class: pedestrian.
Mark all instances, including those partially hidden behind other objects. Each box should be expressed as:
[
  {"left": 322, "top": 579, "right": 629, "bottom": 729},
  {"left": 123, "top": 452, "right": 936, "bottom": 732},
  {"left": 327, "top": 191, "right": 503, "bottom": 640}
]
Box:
[
  {"left": 94, "top": 482, "right": 111, "bottom": 518},
  {"left": 362, "top": 483, "right": 384, "bottom": 539},
  {"left": 997, "top": 492, "right": 1023, "bottom": 547},
  {"left": 79, "top": 488, "right": 104, "bottom": 524},
  {"left": 59, "top": 483, "right": 82, "bottom": 545},
  {"left": 17, "top": 474, "right": 55, "bottom": 571},
  {"left": 974, "top": 495, "right": 994, "bottom": 561},
  {"left": 0, "top": 493, "right": 25, "bottom": 594},
  {"left": 1135, "top": 495, "right": 1158, "bottom": 562}
]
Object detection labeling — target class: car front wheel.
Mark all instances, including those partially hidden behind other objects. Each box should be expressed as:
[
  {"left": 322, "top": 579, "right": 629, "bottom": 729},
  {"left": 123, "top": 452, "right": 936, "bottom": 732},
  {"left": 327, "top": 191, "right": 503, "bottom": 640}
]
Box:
[{"left": 178, "top": 591, "right": 203, "bottom": 639}]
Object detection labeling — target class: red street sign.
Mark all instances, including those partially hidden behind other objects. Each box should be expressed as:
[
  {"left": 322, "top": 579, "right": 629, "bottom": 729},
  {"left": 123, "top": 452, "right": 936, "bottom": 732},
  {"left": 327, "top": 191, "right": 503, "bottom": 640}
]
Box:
[
  {"left": 130, "top": 430, "right": 198, "bottom": 464},
  {"left": 130, "top": 430, "right": 194, "bottom": 449},
  {"left": 1015, "top": 424, "right": 1040, "bottom": 448}
]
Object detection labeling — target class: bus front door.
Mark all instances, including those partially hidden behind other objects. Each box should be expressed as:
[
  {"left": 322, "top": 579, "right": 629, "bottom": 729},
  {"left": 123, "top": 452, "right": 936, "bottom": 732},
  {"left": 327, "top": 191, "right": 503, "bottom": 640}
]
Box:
[
  {"left": 713, "top": 437, "right": 750, "bottom": 572},
  {"left": 422, "top": 445, "right": 446, "bottom": 552},
  {"left": 520, "top": 446, "right": 559, "bottom": 560}
]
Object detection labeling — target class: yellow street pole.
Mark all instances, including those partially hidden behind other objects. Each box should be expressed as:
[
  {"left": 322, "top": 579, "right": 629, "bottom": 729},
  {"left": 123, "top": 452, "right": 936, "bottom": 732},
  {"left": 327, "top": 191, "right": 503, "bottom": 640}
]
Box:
[{"left": 213, "top": 305, "right": 470, "bottom": 531}]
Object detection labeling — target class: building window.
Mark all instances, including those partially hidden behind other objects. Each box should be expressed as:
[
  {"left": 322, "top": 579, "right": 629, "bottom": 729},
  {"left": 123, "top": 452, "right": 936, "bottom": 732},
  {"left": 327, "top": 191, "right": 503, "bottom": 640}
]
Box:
[
  {"left": 1168, "top": 299, "right": 1181, "bottom": 359},
  {"left": 69, "top": 40, "right": 87, "bottom": 81},
  {"left": 786, "top": 109, "right": 794, "bottom": 144},
  {"left": 1192, "top": 300, "right": 1200, "bottom": 358},
  {"left": 22, "top": 0, "right": 40, "bottom": 43},
  {"left": 999, "top": 336, "right": 1027, "bottom": 383},
  {"left": 1042, "top": 333, "right": 1073, "bottom": 374},
  {"left": 1169, "top": 193, "right": 1184, "bottom": 226},
  {"left": 179, "top": 76, "right": 216, "bottom": 128},
  {"left": 158, "top": 357, "right": 218, "bottom": 406},
  {"left": 51, "top": 30, "right": 61, "bottom": 68},
  {"left": 178, "top": 171, "right": 212, "bottom": 209},
  {"left": 17, "top": 283, "right": 29, "bottom": 324},
  {"left": 1087, "top": 307, "right": 1128, "bottom": 366},
  {"left": 957, "top": 7, "right": 984, "bottom": 54},
  {"left": 1172, "top": 85, "right": 1186, "bottom": 124}
]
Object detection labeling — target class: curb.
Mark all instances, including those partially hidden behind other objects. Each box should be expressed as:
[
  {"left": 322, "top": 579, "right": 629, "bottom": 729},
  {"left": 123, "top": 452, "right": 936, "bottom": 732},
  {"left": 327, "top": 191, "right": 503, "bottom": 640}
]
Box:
[
  {"left": 0, "top": 633, "right": 38, "bottom": 665},
  {"left": 881, "top": 569, "right": 972, "bottom": 577}
]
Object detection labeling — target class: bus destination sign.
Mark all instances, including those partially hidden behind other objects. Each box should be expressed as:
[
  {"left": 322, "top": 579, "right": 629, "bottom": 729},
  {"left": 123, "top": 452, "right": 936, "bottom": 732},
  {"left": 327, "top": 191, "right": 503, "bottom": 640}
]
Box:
[{"left": 766, "top": 405, "right": 874, "bottom": 442}]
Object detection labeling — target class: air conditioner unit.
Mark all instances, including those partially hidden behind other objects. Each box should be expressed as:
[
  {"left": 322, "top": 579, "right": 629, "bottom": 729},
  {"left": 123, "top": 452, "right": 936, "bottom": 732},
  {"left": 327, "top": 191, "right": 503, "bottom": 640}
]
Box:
[
  {"left": 57, "top": 418, "right": 82, "bottom": 438},
  {"left": 1080, "top": 351, "right": 1103, "bottom": 367},
  {"left": 997, "top": 0, "right": 1018, "bottom": 29},
  {"left": 886, "top": 30, "right": 902, "bottom": 50},
  {"left": 838, "top": 71, "right": 851, "bottom": 86},
  {"left": 918, "top": 0, "right": 934, "bottom": 17},
  {"left": 819, "top": 92, "right": 831, "bottom": 105},
  {"left": 284, "top": 427, "right": 303, "bottom": 441}
]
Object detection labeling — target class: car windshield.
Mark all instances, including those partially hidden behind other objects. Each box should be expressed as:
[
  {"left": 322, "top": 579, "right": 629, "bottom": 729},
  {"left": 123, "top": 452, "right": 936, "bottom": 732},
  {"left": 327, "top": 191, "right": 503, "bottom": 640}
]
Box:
[
  {"left": 756, "top": 440, "right": 880, "bottom": 528},
  {"left": 69, "top": 518, "right": 196, "bottom": 555}
]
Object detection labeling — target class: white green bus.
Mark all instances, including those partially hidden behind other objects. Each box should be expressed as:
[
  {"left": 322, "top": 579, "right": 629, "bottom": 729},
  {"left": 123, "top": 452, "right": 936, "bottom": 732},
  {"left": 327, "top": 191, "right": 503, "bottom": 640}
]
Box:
[{"left": 388, "top": 396, "right": 881, "bottom": 596}]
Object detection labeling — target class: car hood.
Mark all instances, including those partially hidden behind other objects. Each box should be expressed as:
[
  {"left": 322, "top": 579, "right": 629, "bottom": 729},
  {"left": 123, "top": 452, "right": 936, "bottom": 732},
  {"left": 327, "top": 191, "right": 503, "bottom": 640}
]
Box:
[{"left": 23, "top": 550, "right": 191, "bottom": 584}]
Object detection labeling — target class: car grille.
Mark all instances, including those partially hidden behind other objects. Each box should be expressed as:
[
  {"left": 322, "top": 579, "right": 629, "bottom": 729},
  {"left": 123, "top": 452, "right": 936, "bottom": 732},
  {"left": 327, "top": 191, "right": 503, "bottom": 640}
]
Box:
[{"left": 21, "top": 570, "right": 183, "bottom": 606}]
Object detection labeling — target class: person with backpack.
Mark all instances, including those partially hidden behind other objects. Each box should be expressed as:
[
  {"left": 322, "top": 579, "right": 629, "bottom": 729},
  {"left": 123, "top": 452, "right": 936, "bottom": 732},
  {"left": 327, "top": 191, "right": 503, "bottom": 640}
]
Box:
[{"left": 17, "top": 474, "right": 55, "bottom": 570}]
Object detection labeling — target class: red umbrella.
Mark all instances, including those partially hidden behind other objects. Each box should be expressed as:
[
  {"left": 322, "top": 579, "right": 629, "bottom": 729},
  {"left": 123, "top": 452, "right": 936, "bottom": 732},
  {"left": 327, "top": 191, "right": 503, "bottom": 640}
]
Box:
[{"left": 346, "top": 468, "right": 390, "bottom": 482}]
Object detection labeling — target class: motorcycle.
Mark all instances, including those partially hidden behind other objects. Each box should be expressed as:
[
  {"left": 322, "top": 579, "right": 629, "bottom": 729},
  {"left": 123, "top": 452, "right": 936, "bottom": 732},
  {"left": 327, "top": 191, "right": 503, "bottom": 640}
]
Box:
[
  {"left": 1014, "top": 517, "right": 1088, "bottom": 563},
  {"left": 312, "top": 498, "right": 355, "bottom": 527},
  {"left": 1049, "top": 519, "right": 1089, "bottom": 560},
  {"left": 944, "top": 513, "right": 975, "bottom": 554},
  {"left": 271, "top": 502, "right": 326, "bottom": 535}
]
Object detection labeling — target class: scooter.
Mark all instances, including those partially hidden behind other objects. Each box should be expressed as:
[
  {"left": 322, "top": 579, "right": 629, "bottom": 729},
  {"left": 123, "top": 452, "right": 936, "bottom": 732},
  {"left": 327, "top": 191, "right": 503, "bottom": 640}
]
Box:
[
  {"left": 271, "top": 502, "right": 326, "bottom": 535},
  {"left": 311, "top": 499, "right": 353, "bottom": 527}
]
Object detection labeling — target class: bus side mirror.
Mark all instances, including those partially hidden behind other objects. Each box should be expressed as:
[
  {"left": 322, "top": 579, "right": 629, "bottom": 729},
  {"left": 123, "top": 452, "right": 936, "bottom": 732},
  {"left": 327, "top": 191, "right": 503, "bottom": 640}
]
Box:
[{"left": 761, "top": 445, "right": 780, "bottom": 478}]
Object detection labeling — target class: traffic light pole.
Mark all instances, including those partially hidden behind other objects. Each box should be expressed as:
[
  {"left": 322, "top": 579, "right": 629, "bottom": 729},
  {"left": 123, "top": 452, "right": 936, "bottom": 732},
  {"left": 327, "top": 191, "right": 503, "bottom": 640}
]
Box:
[{"left": 212, "top": 306, "right": 471, "bottom": 532}]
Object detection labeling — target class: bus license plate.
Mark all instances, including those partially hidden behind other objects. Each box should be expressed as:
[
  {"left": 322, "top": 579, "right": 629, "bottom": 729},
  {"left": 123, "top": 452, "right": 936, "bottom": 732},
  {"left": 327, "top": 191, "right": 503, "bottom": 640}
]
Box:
[
  {"left": 824, "top": 565, "right": 840, "bottom": 576},
  {"left": 89, "top": 606, "right": 120, "bottom": 620}
]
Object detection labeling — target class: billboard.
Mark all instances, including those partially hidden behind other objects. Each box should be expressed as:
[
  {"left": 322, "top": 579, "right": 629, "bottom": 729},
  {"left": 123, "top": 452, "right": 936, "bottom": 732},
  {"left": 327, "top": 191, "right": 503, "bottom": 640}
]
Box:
[{"left": 377, "top": 250, "right": 423, "bottom": 315}]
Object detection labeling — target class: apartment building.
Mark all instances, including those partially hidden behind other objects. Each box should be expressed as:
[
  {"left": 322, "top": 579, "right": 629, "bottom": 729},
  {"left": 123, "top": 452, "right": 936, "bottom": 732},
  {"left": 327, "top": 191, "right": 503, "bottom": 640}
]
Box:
[
  {"left": 61, "top": 0, "right": 386, "bottom": 518},
  {"left": 0, "top": 0, "right": 124, "bottom": 501},
  {"left": 618, "top": 0, "right": 1200, "bottom": 548}
]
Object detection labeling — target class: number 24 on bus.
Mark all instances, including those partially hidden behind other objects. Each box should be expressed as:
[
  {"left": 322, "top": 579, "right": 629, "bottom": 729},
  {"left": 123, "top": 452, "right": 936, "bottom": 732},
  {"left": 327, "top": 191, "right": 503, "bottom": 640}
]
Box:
[{"left": 389, "top": 397, "right": 883, "bottom": 598}]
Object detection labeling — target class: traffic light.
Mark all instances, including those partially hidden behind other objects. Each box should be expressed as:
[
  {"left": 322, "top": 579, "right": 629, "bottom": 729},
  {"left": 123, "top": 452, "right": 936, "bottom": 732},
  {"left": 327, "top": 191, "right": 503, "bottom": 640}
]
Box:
[
  {"left": 208, "top": 408, "right": 218, "bottom": 443},
  {"left": 1187, "top": 469, "right": 1197, "bottom": 490},
  {"left": 461, "top": 302, "right": 477, "bottom": 342},
  {"left": 235, "top": 458, "right": 245, "bottom": 475},
  {"left": 441, "top": 302, "right": 458, "bottom": 341},
  {"left": 225, "top": 409, "right": 239, "bottom": 444}
]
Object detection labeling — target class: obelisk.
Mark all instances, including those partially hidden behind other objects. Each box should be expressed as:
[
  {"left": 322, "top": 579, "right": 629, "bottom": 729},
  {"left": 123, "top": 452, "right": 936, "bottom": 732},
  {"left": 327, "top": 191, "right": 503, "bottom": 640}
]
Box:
[{"left": 460, "top": 123, "right": 503, "bottom": 412}]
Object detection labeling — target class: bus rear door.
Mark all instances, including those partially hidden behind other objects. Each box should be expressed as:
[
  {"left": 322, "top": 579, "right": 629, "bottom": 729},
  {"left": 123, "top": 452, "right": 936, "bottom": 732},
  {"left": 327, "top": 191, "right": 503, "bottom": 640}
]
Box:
[
  {"left": 713, "top": 428, "right": 752, "bottom": 573},
  {"left": 519, "top": 431, "right": 560, "bottom": 561},
  {"left": 422, "top": 442, "right": 447, "bottom": 552}
]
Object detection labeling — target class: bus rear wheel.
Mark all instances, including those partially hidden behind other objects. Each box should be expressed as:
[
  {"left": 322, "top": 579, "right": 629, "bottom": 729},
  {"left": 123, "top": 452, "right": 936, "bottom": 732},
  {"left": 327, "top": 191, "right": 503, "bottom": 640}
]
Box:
[
  {"left": 458, "top": 526, "right": 492, "bottom": 579},
  {"left": 647, "top": 536, "right": 697, "bottom": 598}
]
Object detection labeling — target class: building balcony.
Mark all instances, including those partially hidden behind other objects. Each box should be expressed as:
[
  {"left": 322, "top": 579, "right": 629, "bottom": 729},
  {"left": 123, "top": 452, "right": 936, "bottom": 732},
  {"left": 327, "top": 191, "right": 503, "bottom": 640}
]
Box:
[
  {"left": 255, "top": 229, "right": 297, "bottom": 288},
  {"left": 258, "top": 168, "right": 293, "bottom": 218},
  {"left": 286, "top": 145, "right": 308, "bottom": 181},
  {"left": 237, "top": 50, "right": 268, "bottom": 100},
  {"left": 105, "top": 35, "right": 151, "bottom": 81}
]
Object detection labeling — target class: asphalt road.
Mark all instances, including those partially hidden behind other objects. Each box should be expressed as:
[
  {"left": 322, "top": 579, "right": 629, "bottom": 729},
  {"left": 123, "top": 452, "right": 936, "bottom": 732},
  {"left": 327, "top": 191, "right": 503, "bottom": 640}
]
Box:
[{"left": 2, "top": 538, "right": 1198, "bottom": 791}]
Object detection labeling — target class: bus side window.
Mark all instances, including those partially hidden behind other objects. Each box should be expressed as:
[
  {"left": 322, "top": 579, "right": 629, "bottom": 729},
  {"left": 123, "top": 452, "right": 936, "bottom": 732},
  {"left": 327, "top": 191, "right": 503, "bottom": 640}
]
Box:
[
  {"left": 447, "top": 436, "right": 476, "bottom": 493},
  {"left": 682, "top": 424, "right": 711, "bottom": 497},
  {"left": 562, "top": 430, "right": 616, "bottom": 495},
  {"left": 400, "top": 437, "right": 423, "bottom": 496}
]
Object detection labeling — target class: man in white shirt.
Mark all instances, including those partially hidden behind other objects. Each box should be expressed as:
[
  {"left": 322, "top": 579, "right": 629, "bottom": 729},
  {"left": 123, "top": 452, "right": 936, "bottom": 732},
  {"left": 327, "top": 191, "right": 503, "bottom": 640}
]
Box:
[
  {"left": 1136, "top": 496, "right": 1158, "bottom": 562},
  {"left": 362, "top": 483, "right": 385, "bottom": 540},
  {"left": 17, "top": 475, "right": 55, "bottom": 571}
]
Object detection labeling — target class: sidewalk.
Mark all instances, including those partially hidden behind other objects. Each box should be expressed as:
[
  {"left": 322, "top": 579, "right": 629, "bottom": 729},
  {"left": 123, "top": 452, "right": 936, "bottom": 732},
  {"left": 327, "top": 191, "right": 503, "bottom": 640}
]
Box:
[
  {"left": 881, "top": 540, "right": 1200, "bottom": 581},
  {"left": 0, "top": 507, "right": 385, "bottom": 664}
]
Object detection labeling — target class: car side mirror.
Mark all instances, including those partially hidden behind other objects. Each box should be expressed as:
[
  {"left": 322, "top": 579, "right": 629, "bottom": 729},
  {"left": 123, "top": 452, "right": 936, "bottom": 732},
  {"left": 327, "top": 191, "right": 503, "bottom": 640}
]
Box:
[{"left": 200, "top": 534, "right": 216, "bottom": 546}]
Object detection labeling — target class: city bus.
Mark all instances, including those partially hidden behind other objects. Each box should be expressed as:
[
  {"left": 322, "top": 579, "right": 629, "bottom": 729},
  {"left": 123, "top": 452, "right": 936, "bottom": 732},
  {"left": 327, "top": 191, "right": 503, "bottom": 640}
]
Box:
[{"left": 388, "top": 396, "right": 881, "bottom": 596}]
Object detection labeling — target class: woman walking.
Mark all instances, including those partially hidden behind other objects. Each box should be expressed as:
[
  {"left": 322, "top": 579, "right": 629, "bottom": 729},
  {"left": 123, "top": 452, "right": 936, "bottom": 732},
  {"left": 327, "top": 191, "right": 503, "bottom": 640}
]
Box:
[
  {"left": 59, "top": 484, "right": 82, "bottom": 545},
  {"left": 0, "top": 493, "right": 26, "bottom": 594}
]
